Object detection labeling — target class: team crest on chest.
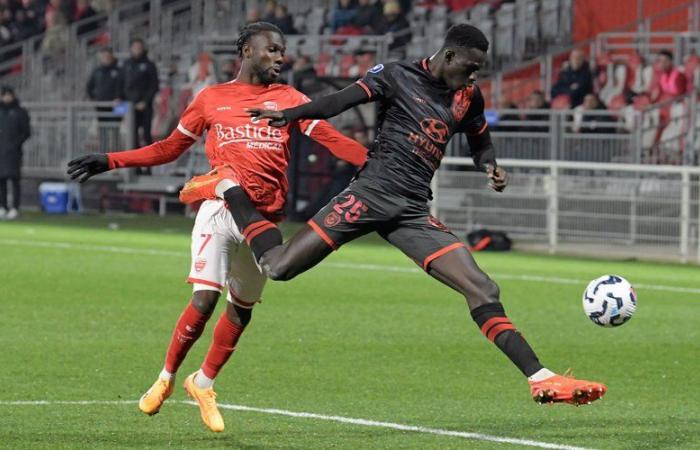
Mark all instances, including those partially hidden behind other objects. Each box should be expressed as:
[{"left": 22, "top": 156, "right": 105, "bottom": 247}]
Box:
[
  {"left": 451, "top": 86, "right": 473, "bottom": 122},
  {"left": 263, "top": 101, "right": 278, "bottom": 111}
]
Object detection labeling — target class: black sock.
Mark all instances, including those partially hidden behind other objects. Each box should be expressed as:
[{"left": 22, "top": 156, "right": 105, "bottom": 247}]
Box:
[
  {"left": 222, "top": 186, "right": 282, "bottom": 260},
  {"left": 470, "top": 302, "right": 544, "bottom": 377}
]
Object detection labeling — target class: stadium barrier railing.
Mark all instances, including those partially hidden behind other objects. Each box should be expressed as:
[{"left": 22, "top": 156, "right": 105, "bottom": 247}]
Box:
[
  {"left": 433, "top": 158, "right": 700, "bottom": 264},
  {"left": 445, "top": 100, "right": 697, "bottom": 165},
  {"left": 21, "top": 101, "right": 134, "bottom": 178}
]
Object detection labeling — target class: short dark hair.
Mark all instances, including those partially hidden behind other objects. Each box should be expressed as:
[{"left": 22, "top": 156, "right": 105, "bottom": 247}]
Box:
[
  {"left": 130, "top": 38, "right": 145, "bottom": 46},
  {"left": 659, "top": 49, "right": 673, "bottom": 59},
  {"left": 236, "top": 21, "right": 284, "bottom": 57},
  {"left": 444, "top": 24, "right": 489, "bottom": 52}
]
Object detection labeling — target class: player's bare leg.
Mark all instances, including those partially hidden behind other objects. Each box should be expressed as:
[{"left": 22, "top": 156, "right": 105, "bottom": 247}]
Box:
[
  {"left": 139, "top": 290, "right": 218, "bottom": 415},
  {"left": 258, "top": 225, "right": 333, "bottom": 280},
  {"left": 184, "top": 299, "right": 253, "bottom": 432},
  {"left": 428, "top": 247, "right": 606, "bottom": 405}
]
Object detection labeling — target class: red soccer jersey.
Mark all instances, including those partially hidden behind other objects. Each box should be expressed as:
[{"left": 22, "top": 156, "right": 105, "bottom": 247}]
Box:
[{"left": 108, "top": 80, "right": 367, "bottom": 217}]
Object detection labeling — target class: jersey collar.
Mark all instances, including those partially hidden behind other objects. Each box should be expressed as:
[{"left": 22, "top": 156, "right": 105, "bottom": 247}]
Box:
[{"left": 419, "top": 57, "right": 450, "bottom": 90}]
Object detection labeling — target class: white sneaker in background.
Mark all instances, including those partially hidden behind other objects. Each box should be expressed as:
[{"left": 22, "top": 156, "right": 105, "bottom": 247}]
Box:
[
  {"left": 0, "top": 208, "right": 6, "bottom": 219},
  {"left": 6, "top": 209, "right": 18, "bottom": 220}
]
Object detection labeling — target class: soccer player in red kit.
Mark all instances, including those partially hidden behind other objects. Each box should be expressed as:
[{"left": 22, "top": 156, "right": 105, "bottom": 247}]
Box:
[{"left": 67, "top": 22, "right": 367, "bottom": 432}]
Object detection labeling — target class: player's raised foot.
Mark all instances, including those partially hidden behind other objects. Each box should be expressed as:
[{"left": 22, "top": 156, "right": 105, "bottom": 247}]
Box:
[
  {"left": 139, "top": 377, "right": 174, "bottom": 415},
  {"left": 183, "top": 372, "right": 225, "bottom": 432},
  {"left": 179, "top": 165, "right": 238, "bottom": 204},
  {"left": 529, "top": 370, "right": 606, "bottom": 406}
]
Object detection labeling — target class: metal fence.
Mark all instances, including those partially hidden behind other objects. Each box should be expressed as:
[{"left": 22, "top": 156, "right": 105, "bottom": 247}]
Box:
[
  {"left": 434, "top": 158, "right": 700, "bottom": 263},
  {"left": 446, "top": 99, "right": 698, "bottom": 165},
  {"left": 22, "top": 102, "right": 133, "bottom": 177}
]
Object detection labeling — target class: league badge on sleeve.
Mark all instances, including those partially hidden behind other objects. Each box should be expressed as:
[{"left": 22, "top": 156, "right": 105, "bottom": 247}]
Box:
[{"left": 368, "top": 64, "right": 384, "bottom": 74}]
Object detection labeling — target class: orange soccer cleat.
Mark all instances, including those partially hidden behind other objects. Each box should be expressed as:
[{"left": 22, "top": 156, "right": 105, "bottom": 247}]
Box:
[
  {"left": 179, "top": 165, "right": 238, "bottom": 204},
  {"left": 183, "top": 372, "right": 225, "bottom": 432},
  {"left": 529, "top": 370, "right": 607, "bottom": 406},
  {"left": 139, "top": 377, "right": 174, "bottom": 415}
]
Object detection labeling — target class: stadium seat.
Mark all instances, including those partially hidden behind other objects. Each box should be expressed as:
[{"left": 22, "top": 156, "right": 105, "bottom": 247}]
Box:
[{"left": 550, "top": 94, "right": 572, "bottom": 110}]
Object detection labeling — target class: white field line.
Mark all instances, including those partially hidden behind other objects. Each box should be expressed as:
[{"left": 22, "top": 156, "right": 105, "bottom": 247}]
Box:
[
  {"left": 0, "top": 399, "right": 595, "bottom": 450},
  {"left": 1, "top": 238, "right": 699, "bottom": 295}
]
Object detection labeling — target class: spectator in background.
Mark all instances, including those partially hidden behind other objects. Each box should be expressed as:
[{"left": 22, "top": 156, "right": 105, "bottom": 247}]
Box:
[
  {"left": 0, "top": 86, "right": 30, "bottom": 221},
  {"left": 550, "top": 48, "right": 593, "bottom": 108},
  {"left": 75, "top": 0, "right": 98, "bottom": 35},
  {"left": 269, "top": 4, "right": 296, "bottom": 34},
  {"left": 524, "top": 90, "right": 550, "bottom": 132},
  {"left": 245, "top": 7, "right": 260, "bottom": 25},
  {"left": 75, "top": 0, "right": 96, "bottom": 22},
  {"left": 11, "top": 8, "right": 41, "bottom": 40},
  {"left": 261, "top": 0, "right": 276, "bottom": 22},
  {"left": 573, "top": 93, "right": 617, "bottom": 134},
  {"left": 123, "top": 38, "right": 159, "bottom": 171},
  {"left": 0, "top": 8, "right": 13, "bottom": 46},
  {"left": 492, "top": 98, "right": 519, "bottom": 132},
  {"left": 45, "top": 0, "right": 71, "bottom": 30},
  {"left": 292, "top": 54, "right": 323, "bottom": 95},
  {"left": 86, "top": 47, "right": 123, "bottom": 150},
  {"left": 87, "top": 47, "right": 123, "bottom": 103},
  {"left": 651, "top": 50, "right": 687, "bottom": 103},
  {"left": 331, "top": 0, "right": 358, "bottom": 32},
  {"left": 354, "top": 0, "right": 381, "bottom": 33},
  {"left": 22, "top": 0, "right": 44, "bottom": 21},
  {"left": 219, "top": 58, "right": 237, "bottom": 81},
  {"left": 188, "top": 52, "right": 216, "bottom": 97},
  {"left": 374, "top": 1, "right": 411, "bottom": 50}
]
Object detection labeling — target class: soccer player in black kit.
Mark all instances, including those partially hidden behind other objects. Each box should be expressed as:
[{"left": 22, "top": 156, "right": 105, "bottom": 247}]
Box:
[{"left": 221, "top": 24, "right": 606, "bottom": 405}]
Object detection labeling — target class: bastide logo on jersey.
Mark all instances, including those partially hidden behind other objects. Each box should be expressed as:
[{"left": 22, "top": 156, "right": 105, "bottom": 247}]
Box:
[{"left": 213, "top": 102, "right": 286, "bottom": 151}]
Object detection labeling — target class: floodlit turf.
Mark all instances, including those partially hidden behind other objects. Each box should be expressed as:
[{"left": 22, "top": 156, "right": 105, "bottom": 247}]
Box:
[{"left": 1, "top": 213, "right": 698, "bottom": 449}]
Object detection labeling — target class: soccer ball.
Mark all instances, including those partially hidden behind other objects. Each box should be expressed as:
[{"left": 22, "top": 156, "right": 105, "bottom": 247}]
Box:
[{"left": 582, "top": 275, "right": 637, "bottom": 327}]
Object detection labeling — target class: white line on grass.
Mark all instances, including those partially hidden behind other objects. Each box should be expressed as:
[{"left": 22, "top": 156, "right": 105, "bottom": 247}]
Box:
[
  {"left": 0, "top": 399, "right": 594, "bottom": 450},
  {"left": 1, "top": 238, "right": 699, "bottom": 295}
]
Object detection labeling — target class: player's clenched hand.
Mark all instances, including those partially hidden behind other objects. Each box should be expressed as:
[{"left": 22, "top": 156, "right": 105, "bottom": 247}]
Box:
[
  {"left": 67, "top": 154, "right": 110, "bottom": 183},
  {"left": 486, "top": 165, "right": 508, "bottom": 192},
  {"left": 247, "top": 108, "right": 288, "bottom": 127}
]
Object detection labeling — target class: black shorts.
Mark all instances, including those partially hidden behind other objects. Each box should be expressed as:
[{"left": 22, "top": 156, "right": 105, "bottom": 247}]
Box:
[{"left": 308, "top": 179, "right": 465, "bottom": 270}]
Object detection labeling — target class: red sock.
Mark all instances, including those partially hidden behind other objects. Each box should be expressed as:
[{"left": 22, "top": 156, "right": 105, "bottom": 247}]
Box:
[
  {"left": 201, "top": 313, "right": 244, "bottom": 379},
  {"left": 164, "top": 302, "right": 211, "bottom": 374}
]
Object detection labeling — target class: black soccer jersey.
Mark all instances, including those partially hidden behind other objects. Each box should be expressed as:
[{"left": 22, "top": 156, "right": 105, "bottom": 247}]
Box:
[{"left": 354, "top": 58, "right": 489, "bottom": 201}]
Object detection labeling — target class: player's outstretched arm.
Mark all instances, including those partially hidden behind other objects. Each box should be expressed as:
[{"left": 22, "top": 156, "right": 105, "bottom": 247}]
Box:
[
  {"left": 66, "top": 128, "right": 195, "bottom": 183},
  {"left": 248, "top": 83, "right": 369, "bottom": 127}
]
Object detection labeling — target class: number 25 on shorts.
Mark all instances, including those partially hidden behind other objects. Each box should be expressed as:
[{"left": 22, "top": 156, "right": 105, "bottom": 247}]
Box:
[{"left": 333, "top": 194, "right": 368, "bottom": 223}]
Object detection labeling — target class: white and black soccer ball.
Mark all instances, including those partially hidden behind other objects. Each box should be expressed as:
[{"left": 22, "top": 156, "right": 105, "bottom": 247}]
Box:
[{"left": 582, "top": 275, "right": 637, "bottom": 327}]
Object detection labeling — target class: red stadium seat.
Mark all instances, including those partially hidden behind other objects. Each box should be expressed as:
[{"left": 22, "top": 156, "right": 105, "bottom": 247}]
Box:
[
  {"left": 632, "top": 94, "right": 651, "bottom": 111},
  {"left": 550, "top": 94, "right": 571, "bottom": 110},
  {"left": 608, "top": 94, "right": 627, "bottom": 111}
]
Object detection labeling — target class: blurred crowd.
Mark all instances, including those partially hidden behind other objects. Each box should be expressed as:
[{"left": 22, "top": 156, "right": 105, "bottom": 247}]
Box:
[
  {"left": 0, "top": 0, "right": 114, "bottom": 47},
  {"left": 496, "top": 48, "right": 694, "bottom": 136}
]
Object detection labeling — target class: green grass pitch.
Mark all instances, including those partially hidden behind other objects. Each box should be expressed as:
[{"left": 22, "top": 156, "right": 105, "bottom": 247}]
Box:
[{"left": 0, "top": 213, "right": 698, "bottom": 449}]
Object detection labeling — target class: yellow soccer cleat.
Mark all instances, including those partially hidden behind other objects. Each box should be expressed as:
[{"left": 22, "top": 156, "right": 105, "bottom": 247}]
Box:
[
  {"left": 139, "top": 378, "right": 174, "bottom": 415},
  {"left": 183, "top": 372, "right": 225, "bottom": 432}
]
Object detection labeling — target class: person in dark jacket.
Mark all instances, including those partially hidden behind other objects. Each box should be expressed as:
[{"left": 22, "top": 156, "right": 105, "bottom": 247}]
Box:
[
  {"left": 123, "top": 38, "right": 159, "bottom": 151},
  {"left": 87, "top": 48, "right": 124, "bottom": 150},
  {"left": 0, "top": 86, "right": 30, "bottom": 220},
  {"left": 87, "top": 48, "right": 123, "bottom": 102},
  {"left": 550, "top": 49, "right": 593, "bottom": 108},
  {"left": 373, "top": 1, "right": 411, "bottom": 50}
]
